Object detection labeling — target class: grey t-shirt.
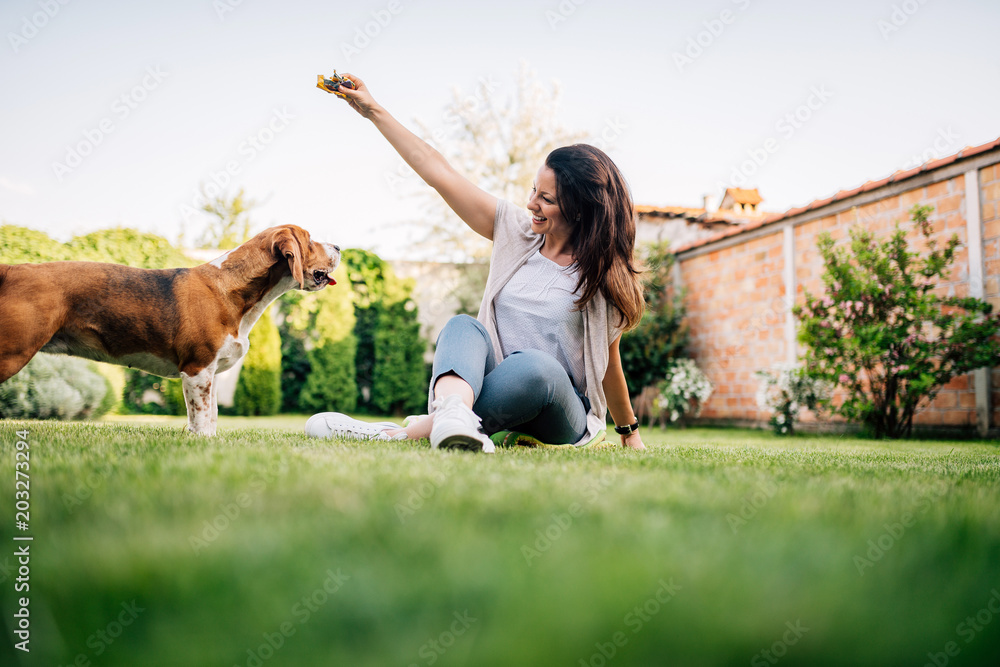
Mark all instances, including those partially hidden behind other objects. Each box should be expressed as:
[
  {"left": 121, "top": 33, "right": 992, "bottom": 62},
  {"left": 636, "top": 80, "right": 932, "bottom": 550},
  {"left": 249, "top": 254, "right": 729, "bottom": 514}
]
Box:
[
  {"left": 494, "top": 249, "right": 586, "bottom": 393},
  {"left": 462, "top": 199, "right": 624, "bottom": 446}
]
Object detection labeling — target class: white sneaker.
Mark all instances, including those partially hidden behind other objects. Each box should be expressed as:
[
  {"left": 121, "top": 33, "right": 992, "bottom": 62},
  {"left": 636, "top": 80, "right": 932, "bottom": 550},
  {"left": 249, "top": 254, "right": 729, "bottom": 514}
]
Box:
[
  {"left": 305, "top": 413, "right": 407, "bottom": 441},
  {"left": 429, "top": 394, "right": 495, "bottom": 453}
]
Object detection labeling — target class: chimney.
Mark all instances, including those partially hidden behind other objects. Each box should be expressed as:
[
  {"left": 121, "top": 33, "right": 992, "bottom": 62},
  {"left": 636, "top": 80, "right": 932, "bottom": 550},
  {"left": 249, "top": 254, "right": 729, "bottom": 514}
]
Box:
[{"left": 702, "top": 193, "right": 718, "bottom": 214}]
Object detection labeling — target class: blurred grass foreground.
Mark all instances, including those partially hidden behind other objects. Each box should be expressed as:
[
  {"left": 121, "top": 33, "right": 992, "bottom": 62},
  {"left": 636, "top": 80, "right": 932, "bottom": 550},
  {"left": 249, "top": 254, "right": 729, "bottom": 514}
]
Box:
[{"left": 1, "top": 418, "right": 998, "bottom": 667}]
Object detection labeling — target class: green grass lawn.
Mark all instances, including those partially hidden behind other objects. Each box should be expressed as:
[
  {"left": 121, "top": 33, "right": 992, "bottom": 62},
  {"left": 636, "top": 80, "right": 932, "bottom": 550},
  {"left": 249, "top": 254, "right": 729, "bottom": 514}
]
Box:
[{"left": 1, "top": 417, "right": 998, "bottom": 667}]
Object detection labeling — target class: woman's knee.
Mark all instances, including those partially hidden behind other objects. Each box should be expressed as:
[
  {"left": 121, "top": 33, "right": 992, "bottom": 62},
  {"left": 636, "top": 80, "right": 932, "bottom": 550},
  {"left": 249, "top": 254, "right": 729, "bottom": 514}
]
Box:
[
  {"left": 446, "top": 314, "right": 485, "bottom": 330},
  {"left": 438, "top": 314, "right": 488, "bottom": 341},
  {"left": 505, "top": 349, "right": 567, "bottom": 389}
]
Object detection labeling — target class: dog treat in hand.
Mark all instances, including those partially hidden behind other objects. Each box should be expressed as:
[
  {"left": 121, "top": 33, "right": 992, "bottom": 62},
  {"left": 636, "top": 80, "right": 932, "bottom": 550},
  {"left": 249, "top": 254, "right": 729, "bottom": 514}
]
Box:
[{"left": 316, "top": 70, "right": 356, "bottom": 99}]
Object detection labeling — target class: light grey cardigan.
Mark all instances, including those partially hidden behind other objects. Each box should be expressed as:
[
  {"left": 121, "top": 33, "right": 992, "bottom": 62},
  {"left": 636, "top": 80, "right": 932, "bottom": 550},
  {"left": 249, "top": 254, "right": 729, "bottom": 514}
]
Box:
[{"left": 474, "top": 199, "right": 624, "bottom": 446}]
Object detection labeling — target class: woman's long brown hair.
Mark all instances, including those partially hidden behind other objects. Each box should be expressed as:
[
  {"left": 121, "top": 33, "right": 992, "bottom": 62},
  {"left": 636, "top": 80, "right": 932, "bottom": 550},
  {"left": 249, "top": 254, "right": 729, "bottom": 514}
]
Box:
[{"left": 545, "top": 144, "right": 645, "bottom": 331}]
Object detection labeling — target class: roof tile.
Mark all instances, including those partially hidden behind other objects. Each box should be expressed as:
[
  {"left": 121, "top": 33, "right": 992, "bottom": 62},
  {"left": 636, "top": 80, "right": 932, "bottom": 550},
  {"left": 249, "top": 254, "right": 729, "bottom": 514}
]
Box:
[{"left": 670, "top": 135, "right": 1000, "bottom": 255}]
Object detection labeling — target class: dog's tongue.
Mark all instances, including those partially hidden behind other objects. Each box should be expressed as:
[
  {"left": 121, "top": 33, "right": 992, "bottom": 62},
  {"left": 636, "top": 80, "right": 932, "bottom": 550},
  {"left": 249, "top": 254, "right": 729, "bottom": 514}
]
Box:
[{"left": 329, "top": 277, "right": 336, "bottom": 285}]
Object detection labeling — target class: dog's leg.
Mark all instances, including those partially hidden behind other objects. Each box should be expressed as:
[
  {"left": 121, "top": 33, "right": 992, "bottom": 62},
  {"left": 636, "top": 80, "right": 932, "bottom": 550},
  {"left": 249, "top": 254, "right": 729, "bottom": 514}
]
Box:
[
  {"left": 210, "top": 378, "right": 219, "bottom": 433},
  {"left": 0, "top": 330, "right": 54, "bottom": 384},
  {"left": 0, "top": 352, "right": 37, "bottom": 384},
  {"left": 181, "top": 364, "right": 217, "bottom": 436}
]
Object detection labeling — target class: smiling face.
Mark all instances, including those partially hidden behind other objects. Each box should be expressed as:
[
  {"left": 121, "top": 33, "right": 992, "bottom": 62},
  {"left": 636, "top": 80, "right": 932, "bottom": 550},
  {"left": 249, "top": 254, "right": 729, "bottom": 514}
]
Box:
[{"left": 527, "top": 165, "right": 573, "bottom": 239}]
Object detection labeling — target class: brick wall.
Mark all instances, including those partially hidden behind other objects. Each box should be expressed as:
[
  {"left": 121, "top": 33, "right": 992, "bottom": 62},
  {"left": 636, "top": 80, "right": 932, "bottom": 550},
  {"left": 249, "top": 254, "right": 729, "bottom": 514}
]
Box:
[
  {"left": 675, "top": 154, "right": 999, "bottom": 434},
  {"left": 680, "top": 231, "right": 787, "bottom": 420}
]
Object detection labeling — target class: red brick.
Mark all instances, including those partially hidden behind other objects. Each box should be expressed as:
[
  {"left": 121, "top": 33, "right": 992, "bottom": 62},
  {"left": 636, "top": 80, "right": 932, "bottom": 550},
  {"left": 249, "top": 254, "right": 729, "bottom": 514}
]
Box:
[
  {"left": 941, "top": 410, "right": 974, "bottom": 426},
  {"left": 915, "top": 410, "right": 944, "bottom": 425},
  {"left": 959, "top": 393, "right": 978, "bottom": 409},
  {"left": 932, "top": 392, "right": 959, "bottom": 409},
  {"left": 937, "top": 194, "right": 963, "bottom": 214},
  {"left": 985, "top": 182, "right": 1000, "bottom": 201},
  {"left": 900, "top": 188, "right": 925, "bottom": 208},
  {"left": 926, "top": 181, "right": 949, "bottom": 199},
  {"left": 984, "top": 219, "right": 1000, "bottom": 239},
  {"left": 880, "top": 195, "right": 901, "bottom": 212},
  {"left": 985, "top": 276, "right": 999, "bottom": 297}
]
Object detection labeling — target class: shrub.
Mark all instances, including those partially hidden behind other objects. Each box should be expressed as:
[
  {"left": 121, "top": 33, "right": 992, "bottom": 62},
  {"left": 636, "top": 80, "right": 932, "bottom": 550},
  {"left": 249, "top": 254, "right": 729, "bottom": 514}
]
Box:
[
  {"left": 233, "top": 307, "right": 282, "bottom": 416},
  {"left": 299, "top": 338, "right": 358, "bottom": 414},
  {"left": 122, "top": 372, "right": 185, "bottom": 415},
  {"left": 341, "top": 249, "right": 428, "bottom": 414},
  {"left": 292, "top": 263, "right": 358, "bottom": 414},
  {"left": 795, "top": 204, "right": 1000, "bottom": 438},
  {"left": 372, "top": 298, "right": 428, "bottom": 416},
  {"left": 620, "top": 242, "right": 688, "bottom": 396},
  {"left": 755, "top": 364, "right": 833, "bottom": 435},
  {"left": 654, "top": 358, "right": 713, "bottom": 425},
  {"left": 279, "top": 327, "right": 311, "bottom": 413},
  {"left": 0, "top": 354, "right": 112, "bottom": 420},
  {"left": 0, "top": 225, "right": 73, "bottom": 263},
  {"left": 65, "top": 227, "right": 194, "bottom": 268}
]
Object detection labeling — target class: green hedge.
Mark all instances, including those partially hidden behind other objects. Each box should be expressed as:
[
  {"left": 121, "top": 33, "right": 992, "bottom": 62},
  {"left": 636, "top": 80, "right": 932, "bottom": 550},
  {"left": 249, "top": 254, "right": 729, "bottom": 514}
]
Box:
[
  {"left": 288, "top": 262, "right": 358, "bottom": 414},
  {"left": 340, "top": 249, "right": 428, "bottom": 416},
  {"left": 233, "top": 307, "right": 282, "bottom": 416}
]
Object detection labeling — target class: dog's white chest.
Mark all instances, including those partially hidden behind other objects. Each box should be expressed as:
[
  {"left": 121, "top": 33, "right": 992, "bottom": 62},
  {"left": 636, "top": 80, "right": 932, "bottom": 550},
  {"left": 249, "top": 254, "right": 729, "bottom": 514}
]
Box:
[{"left": 214, "top": 334, "right": 247, "bottom": 373}]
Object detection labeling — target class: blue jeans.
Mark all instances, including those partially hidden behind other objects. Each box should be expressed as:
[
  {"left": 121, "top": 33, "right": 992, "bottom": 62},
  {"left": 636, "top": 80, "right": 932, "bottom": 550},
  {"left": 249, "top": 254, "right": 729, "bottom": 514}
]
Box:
[{"left": 431, "top": 315, "right": 589, "bottom": 444}]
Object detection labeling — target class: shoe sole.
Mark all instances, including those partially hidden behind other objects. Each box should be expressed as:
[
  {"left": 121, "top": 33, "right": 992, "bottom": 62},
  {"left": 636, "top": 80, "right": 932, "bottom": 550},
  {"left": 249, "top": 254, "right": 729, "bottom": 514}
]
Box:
[
  {"left": 436, "top": 433, "right": 488, "bottom": 451},
  {"left": 431, "top": 420, "right": 491, "bottom": 452}
]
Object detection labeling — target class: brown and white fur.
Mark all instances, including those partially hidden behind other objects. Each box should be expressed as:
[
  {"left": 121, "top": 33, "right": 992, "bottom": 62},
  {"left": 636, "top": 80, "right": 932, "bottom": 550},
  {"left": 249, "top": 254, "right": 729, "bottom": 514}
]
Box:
[{"left": 0, "top": 224, "right": 340, "bottom": 435}]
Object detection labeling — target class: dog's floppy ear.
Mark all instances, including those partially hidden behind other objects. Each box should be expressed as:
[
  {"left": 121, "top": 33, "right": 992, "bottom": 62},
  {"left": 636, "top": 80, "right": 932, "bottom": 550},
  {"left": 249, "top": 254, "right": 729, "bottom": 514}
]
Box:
[{"left": 271, "top": 228, "right": 305, "bottom": 288}]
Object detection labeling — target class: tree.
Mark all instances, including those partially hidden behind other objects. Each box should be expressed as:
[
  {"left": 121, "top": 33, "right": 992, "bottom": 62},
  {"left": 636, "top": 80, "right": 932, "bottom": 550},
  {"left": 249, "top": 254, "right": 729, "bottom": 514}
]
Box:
[
  {"left": 292, "top": 263, "right": 359, "bottom": 414},
  {"left": 67, "top": 227, "right": 194, "bottom": 268},
  {"left": 371, "top": 292, "right": 428, "bottom": 417},
  {"left": 414, "top": 62, "right": 587, "bottom": 259},
  {"left": 192, "top": 187, "right": 258, "bottom": 249},
  {"left": 339, "top": 249, "right": 428, "bottom": 415},
  {"left": 389, "top": 62, "right": 589, "bottom": 305},
  {"left": 620, "top": 242, "right": 689, "bottom": 396},
  {"left": 794, "top": 204, "right": 1000, "bottom": 438},
  {"left": 340, "top": 249, "right": 390, "bottom": 411},
  {"left": 233, "top": 307, "right": 282, "bottom": 416},
  {"left": 0, "top": 224, "right": 73, "bottom": 263}
]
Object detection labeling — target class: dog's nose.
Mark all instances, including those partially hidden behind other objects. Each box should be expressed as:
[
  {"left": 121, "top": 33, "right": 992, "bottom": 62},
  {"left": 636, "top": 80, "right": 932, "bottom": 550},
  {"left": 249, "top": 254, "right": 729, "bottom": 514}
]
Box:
[{"left": 333, "top": 244, "right": 340, "bottom": 252}]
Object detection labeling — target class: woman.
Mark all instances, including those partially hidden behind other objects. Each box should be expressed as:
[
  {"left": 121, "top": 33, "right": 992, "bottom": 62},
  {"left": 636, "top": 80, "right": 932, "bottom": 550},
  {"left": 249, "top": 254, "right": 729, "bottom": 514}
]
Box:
[{"left": 305, "top": 74, "right": 646, "bottom": 451}]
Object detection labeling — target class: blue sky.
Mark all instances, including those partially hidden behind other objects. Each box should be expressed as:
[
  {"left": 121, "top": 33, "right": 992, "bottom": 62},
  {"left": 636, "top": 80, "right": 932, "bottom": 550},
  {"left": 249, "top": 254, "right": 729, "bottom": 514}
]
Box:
[{"left": 1, "top": 0, "right": 997, "bottom": 257}]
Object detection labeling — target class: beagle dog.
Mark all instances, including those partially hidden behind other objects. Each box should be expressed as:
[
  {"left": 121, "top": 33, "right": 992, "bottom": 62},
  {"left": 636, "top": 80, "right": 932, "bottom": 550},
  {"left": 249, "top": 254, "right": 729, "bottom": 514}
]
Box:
[{"left": 0, "top": 224, "right": 339, "bottom": 435}]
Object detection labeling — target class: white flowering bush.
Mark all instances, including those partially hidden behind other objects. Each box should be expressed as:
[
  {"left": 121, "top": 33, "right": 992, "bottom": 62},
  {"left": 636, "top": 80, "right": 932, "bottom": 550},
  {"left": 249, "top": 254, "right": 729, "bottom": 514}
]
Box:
[
  {"left": 654, "top": 359, "right": 713, "bottom": 425},
  {"left": 755, "top": 364, "right": 833, "bottom": 435},
  {"left": 0, "top": 353, "right": 112, "bottom": 420}
]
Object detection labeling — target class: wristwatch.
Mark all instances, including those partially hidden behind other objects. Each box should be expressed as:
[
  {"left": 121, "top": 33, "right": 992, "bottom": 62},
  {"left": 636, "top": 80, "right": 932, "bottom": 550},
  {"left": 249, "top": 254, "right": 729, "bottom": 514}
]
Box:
[{"left": 614, "top": 420, "right": 639, "bottom": 435}]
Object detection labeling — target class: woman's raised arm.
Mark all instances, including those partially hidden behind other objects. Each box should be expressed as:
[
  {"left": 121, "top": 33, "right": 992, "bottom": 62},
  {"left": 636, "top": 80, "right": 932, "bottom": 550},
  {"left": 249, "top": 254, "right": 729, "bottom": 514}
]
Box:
[{"left": 335, "top": 74, "right": 497, "bottom": 240}]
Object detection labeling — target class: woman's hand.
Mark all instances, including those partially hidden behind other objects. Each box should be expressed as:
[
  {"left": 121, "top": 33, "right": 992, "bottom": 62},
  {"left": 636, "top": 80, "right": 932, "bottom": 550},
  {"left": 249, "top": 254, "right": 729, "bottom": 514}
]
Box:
[
  {"left": 621, "top": 431, "right": 646, "bottom": 450},
  {"left": 332, "top": 73, "right": 380, "bottom": 120}
]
